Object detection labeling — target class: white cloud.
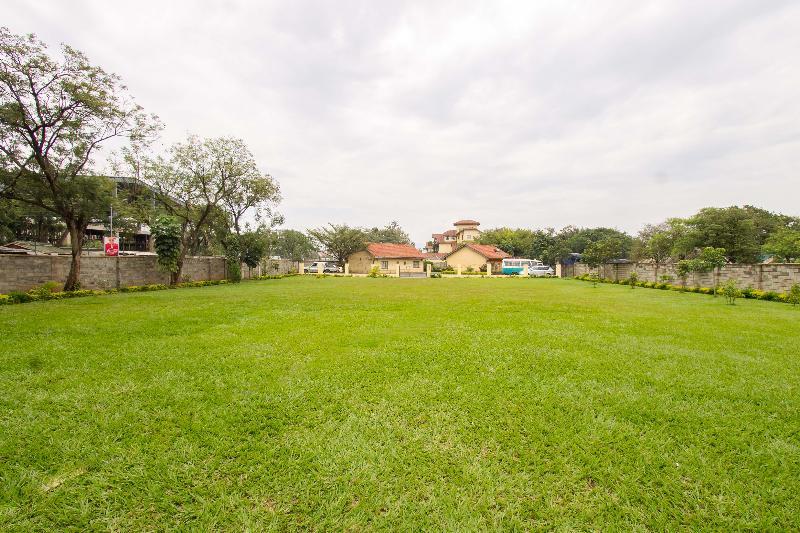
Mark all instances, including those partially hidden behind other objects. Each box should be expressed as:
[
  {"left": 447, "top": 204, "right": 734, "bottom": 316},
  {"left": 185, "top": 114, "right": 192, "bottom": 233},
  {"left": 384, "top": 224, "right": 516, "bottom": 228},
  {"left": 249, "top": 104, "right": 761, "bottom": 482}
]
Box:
[{"left": 5, "top": 0, "right": 799, "bottom": 245}]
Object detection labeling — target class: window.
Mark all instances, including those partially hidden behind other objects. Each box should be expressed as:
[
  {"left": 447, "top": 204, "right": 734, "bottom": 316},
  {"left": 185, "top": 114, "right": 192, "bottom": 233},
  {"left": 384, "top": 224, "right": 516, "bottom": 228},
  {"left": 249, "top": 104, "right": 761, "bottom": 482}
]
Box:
[
  {"left": 413, "top": 261, "right": 420, "bottom": 268},
  {"left": 381, "top": 261, "right": 388, "bottom": 269}
]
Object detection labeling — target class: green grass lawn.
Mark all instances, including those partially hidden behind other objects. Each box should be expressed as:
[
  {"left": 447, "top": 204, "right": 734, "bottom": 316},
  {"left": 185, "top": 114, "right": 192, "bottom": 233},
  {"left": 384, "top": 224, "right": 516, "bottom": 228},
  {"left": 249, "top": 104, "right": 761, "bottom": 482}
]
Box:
[{"left": 1, "top": 277, "right": 799, "bottom": 530}]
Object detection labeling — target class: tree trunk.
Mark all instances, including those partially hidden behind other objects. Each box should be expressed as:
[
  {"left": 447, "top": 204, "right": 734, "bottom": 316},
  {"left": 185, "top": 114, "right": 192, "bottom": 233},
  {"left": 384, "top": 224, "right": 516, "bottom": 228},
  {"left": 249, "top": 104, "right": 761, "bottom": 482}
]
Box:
[
  {"left": 63, "top": 222, "right": 84, "bottom": 291},
  {"left": 173, "top": 248, "right": 187, "bottom": 285}
]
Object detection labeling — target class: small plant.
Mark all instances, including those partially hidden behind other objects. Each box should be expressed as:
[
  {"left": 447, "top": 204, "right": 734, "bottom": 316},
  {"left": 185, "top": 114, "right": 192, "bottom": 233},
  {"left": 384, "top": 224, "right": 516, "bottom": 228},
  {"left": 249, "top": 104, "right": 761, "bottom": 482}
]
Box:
[
  {"left": 368, "top": 265, "right": 382, "bottom": 278},
  {"left": 465, "top": 266, "right": 475, "bottom": 273},
  {"left": 152, "top": 216, "right": 182, "bottom": 283},
  {"left": 27, "top": 281, "right": 61, "bottom": 298},
  {"left": 660, "top": 275, "right": 674, "bottom": 282},
  {"left": 588, "top": 273, "right": 600, "bottom": 288},
  {"left": 628, "top": 272, "right": 638, "bottom": 289},
  {"left": 721, "top": 279, "right": 741, "bottom": 305},
  {"left": 788, "top": 284, "right": 800, "bottom": 306}
]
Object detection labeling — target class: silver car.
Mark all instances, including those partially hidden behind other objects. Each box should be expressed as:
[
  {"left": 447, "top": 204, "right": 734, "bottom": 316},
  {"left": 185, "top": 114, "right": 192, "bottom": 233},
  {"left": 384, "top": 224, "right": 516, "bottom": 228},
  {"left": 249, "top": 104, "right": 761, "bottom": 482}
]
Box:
[
  {"left": 528, "top": 265, "right": 555, "bottom": 277},
  {"left": 304, "top": 261, "right": 342, "bottom": 273}
]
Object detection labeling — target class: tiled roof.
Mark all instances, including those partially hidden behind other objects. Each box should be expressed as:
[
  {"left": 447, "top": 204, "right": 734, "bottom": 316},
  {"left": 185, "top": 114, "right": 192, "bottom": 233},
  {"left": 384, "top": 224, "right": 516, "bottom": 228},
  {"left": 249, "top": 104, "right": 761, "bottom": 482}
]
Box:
[
  {"left": 422, "top": 252, "right": 447, "bottom": 260},
  {"left": 453, "top": 219, "right": 480, "bottom": 226},
  {"left": 366, "top": 242, "right": 425, "bottom": 259},
  {"left": 447, "top": 243, "right": 510, "bottom": 260},
  {"left": 431, "top": 233, "right": 445, "bottom": 243},
  {"left": 442, "top": 229, "right": 458, "bottom": 237}
]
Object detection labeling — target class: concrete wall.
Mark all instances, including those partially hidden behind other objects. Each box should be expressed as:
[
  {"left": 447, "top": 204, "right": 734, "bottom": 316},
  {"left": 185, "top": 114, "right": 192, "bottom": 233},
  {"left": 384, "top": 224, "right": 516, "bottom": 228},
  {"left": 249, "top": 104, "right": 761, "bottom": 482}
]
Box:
[
  {"left": 437, "top": 242, "right": 456, "bottom": 254},
  {"left": 240, "top": 259, "right": 298, "bottom": 279},
  {"left": 348, "top": 251, "right": 374, "bottom": 274},
  {"left": 560, "top": 261, "right": 800, "bottom": 293},
  {"left": 0, "top": 255, "right": 226, "bottom": 293}
]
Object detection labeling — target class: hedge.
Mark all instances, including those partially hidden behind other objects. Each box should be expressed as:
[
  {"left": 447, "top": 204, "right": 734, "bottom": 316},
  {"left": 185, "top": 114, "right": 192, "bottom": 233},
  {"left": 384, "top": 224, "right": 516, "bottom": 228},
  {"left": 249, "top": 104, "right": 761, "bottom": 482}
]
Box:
[
  {"left": 573, "top": 274, "right": 795, "bottom": 303},
  {"left": 0, "top": 278, "right": 237, "bottom": 306}
]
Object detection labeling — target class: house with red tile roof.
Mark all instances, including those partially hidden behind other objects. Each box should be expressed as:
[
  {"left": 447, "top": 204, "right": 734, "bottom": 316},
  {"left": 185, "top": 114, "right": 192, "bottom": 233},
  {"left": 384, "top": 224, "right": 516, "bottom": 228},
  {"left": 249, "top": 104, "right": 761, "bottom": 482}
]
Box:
[
  {"left": 424, "top": 219, "right": 482, "bottom": 254},
  {"left": 347, "top": 242, "right": 425, "bottom": 275},
  {"left": 445, "top": 243, "right": 511, "bottom": 272}
]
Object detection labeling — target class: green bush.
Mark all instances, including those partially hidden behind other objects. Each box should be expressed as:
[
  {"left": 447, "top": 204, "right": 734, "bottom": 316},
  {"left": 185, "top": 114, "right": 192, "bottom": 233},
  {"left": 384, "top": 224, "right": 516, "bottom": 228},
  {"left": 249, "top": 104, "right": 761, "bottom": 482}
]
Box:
[
  {"left": 0, "top": 294, "right": 11, "bottom": 305},
  {"left": 9, "top": 291, "right": 38, "bottom": 303},
  {"left": 761, "top": 291, "right": 780, "bottom": 302},
  {"left": 788, "top": 284, "right": 800, "bottom": 306},
  {"left": 721, "top": 280, "right": 741, "bottom": 305},
  {"left": 227, "top": 259, "right": 242, "bottom": 283}
]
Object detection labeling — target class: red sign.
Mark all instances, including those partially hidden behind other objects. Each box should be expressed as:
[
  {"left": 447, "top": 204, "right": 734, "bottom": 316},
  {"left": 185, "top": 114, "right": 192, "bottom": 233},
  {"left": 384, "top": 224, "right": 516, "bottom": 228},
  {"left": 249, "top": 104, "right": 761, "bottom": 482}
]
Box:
[{"left": 104, "top": 236, "right": 119, "bottom": 256}]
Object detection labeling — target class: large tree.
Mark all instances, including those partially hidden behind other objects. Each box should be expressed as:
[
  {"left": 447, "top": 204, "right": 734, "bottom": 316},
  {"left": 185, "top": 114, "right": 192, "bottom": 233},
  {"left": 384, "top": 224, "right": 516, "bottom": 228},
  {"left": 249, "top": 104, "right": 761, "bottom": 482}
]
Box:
[
  {"left": 0, "top": 28, "right": 156, "bottom": 289},
  {"left": 307, "top": 223, "right": 366, "bottom": 264},
  {"left": 363, "top": 221, "right": 411, "bottom": 244},
  {"left": 682, "top": 207, "right": 760, "bottom": 263},
  {"left": 142, "top": 135, "right": 279, "bottom": 283},
  {"left": 215, "top": 138, "right": 280, "bottom": 235},
  {"left": 274, "top": 229, "right": 316, "bottom": 261},
  {"left": 763, "top": 228, "right": 800, "bottom": 263},
  {"left": 582, "top": 236, "right": 627, "bottom": 269}
]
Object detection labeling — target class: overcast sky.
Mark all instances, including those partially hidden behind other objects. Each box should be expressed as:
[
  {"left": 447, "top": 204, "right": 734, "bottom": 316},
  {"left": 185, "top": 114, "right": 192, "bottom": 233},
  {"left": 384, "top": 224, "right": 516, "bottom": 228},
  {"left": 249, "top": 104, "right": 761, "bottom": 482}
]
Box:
[{"left": 6, "top": 0, "right": 800, "bottom": 246}]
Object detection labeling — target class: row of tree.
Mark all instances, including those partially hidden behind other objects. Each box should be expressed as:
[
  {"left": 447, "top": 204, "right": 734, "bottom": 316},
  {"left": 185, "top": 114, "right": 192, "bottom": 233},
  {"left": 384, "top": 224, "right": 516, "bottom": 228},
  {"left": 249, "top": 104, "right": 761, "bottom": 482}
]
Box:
[
  {"left": 0, "top": 28, "right": 280, "bottom": 289},
  {"left": 478, "top": 206, "right": 800, "bottom": 266}
]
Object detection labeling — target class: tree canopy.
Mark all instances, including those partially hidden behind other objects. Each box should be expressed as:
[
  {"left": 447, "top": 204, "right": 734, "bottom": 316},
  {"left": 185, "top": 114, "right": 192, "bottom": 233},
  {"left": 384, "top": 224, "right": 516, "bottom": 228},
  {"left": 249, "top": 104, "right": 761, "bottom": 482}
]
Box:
[
  {"left": 273, "top": 229, "right": 316, "bottom": 261},
  {"left": 0, "top": 27, "right": 158, "bottom": 289},
  {"left": 307, "top": 224, "right": 367, "bottom": 264},
  {"left": 139, "top": 135, "right": 279, "bottom": 283}
]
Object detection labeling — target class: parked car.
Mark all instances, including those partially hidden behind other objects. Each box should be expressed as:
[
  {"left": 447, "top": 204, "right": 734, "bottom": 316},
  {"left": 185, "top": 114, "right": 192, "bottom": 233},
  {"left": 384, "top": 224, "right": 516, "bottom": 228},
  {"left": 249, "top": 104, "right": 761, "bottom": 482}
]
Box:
[
  {"left": 528, "top": 265, "right": 555, "bottom": 277},
  {"left": 304, "top": 261, "right": 342, "bottom": 273}
]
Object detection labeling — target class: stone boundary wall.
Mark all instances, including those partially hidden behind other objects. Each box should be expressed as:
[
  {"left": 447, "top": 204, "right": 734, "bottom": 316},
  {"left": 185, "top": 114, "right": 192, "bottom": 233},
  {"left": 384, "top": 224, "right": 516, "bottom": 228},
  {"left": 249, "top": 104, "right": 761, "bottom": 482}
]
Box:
[
  {"left": 240, "top": 259, "right": 299, "bottom": 279},
  {"left": 559, "top": 262, "right": 800, "bottom": 293},
  {"left": 0, "top": 255, "right": 226, "bottom": 293}
]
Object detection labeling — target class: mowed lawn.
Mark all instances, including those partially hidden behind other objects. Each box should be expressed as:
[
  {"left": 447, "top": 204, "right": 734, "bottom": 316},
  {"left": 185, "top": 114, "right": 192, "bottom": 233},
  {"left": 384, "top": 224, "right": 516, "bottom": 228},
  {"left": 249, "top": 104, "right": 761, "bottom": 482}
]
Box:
[{"left": 1, "top": 277, "right": 799, "bottom": 530}]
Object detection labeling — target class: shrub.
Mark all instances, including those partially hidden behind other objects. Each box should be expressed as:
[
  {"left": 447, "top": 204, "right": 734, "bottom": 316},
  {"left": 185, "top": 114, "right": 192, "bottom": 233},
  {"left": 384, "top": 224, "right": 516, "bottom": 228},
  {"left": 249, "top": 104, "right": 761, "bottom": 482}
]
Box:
[
  {"left": 0, "top": 294, "right": 11, "bottom": 305},
  {"left": 628, "top": 272, "right": 638, "bottom": 288},
  {"left": 741, "top": 286, "right": 755, "bottom": 299},
  {"left": 430, "top": 272, "right": 442, "bottom": 278},
  {"left": 788, "top": 284, "right": 800, "bottom": 306},
  {"left": 721, "top": 279, "right": 741, "bottom": 305},
  {"left": 151, "top": 216, "right": 182, "bottom": 278},
  {"left": 761, "top": 291, "right": 780, "bottom": 302},
  {"left": 227, "top": 259, "right": 242, "bottom": 283},
  {"left": 368, "top": 265, "right": 385, "bottom": 278},
  {"left": 9, "top": 291, "right": 38, "bottom": 303},
  {"left": 30, "top": 281, "right": 62, "bottom": 295}
]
